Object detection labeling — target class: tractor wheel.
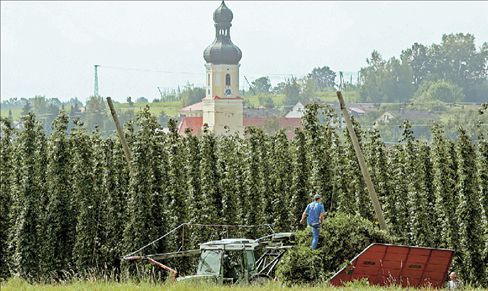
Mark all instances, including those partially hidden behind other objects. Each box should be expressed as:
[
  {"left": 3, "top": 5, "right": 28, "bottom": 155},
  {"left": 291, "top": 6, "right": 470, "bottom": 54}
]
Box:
[{"left": 249, "top": 274, "right": 272, "bottom": 285}]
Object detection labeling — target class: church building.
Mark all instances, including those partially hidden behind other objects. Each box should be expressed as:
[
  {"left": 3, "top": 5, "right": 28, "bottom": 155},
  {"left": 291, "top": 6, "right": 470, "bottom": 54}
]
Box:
[{"left": 178, "top": 1, "right": 301, "bottom": 137}]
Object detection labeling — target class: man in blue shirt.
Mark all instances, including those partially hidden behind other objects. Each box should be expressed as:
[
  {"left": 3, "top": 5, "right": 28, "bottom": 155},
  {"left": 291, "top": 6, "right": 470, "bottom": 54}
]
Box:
[{"left": 300, "top": 194, "right": 326, "bottom": 250}]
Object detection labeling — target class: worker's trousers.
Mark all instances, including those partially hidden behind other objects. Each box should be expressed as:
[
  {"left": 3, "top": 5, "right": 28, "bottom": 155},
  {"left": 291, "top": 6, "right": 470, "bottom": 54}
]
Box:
[{"left": 310, "top": 224, "right": 320, "bottom": 250}]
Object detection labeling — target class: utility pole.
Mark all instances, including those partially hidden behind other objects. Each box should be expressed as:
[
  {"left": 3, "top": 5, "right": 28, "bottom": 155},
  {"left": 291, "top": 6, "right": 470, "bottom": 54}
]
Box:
[
  {"left": 336, "top": 91, "right": 388, "bottom": 231},
  {"left": 339, "top": 71, "right": 344, "bottom": 90},
  {"left": 94, "top": 65, "right": 100, "bottom": 97},
  {"left": 244, "top": 76, "right": 256, "bottom": 95}
]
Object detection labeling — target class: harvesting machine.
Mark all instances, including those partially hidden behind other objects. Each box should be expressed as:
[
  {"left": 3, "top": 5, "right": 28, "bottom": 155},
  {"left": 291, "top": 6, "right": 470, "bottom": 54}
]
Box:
[{"left": 123, "top": 223, "right": 295, "bottom": 284}]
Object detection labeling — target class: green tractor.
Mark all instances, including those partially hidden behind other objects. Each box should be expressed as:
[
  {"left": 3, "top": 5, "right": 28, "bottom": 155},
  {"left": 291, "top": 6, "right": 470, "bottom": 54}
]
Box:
[{"left": 123, "top": 224, "right": 295, "bottom": 285}]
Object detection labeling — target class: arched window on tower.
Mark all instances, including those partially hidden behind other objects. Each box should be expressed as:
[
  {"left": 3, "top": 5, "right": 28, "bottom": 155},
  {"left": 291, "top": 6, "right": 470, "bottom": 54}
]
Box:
[{"left": 226, "top": 73, "right": 231, "bottom": 86}]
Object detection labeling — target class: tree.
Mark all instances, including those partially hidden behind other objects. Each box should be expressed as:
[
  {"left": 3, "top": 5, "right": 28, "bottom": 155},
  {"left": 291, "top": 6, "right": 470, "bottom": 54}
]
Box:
[
  {"left": 252, "top": 77, "right": 272, "bottom": 94},
  {"left": 180, "top": 84, "right": 205, "bottom": 107},
  {"left": 258, "top": 95, "right": 274, "bottom": 109},
  {"left": 307, "top": 66, "right": 336, "bottom": 90},
  {"left": 136, "top": 97, "right": 148, "bottom": 103},
  {"left": 430, "top": 33, "right": 488, "bottom": 102},
  {"left": 401, "top": 43, "right": 432, "bottom": 87},
  {"left": 83, "top": 96, "right": 107, "bottom": 131},
  {"left": 359, "top": 52, "right": 414, "bottom": 103},
  {"left": 283, "top": 77, "right": 301, "bottom": 106},
  {"left": 414, "top": 80, "right": 464, "bottom": 103},
  {"left": 455, "top": 128, "right": 485, "bottom": 286},
  {"left": 126, "top": 97, "right": 133, "bottom": 107},
  {"left": 21, "top": 101, "right": 32, "bottom": 116}
]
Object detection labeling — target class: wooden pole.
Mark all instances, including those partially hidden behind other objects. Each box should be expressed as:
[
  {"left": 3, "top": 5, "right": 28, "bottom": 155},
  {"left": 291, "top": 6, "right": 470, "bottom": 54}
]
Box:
[
  {"left": 336, "top": 91, "right": 388, "bottom": 231},
  {"left": 106, "top": 97, "right": 132, "bottom": 164}
]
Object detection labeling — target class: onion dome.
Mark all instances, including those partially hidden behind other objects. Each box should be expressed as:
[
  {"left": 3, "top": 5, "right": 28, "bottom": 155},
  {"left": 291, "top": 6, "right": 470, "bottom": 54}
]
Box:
[
  {"left": 213, "top": 1, "right": 233, "bottom": 23},
  {"left": 203, "top": 1, "right": 242, "bottom": 65}
]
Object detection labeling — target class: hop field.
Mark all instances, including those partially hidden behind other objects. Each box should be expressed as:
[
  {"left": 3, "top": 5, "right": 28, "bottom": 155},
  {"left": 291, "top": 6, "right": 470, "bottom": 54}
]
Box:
[{"left": 1, "top": 104, "right": 487, "bottom": 287}]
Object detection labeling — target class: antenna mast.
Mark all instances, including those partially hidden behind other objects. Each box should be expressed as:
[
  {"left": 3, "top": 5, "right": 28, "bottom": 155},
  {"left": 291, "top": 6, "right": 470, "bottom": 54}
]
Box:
[{"left": 94, "top": 65, "right": 100, "bottom": 97}]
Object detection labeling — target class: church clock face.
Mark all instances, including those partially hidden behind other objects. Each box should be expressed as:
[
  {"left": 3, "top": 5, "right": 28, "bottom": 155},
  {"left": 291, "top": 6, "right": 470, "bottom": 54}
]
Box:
[{"left": 224, "top": 88, "right": 232, "bottom": 96}]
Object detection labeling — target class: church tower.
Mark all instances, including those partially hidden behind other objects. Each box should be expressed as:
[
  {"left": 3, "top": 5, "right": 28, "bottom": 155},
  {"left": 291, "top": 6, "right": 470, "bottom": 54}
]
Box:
[{"left": 202, "top": 1, "right": 244, "bottom": 135}]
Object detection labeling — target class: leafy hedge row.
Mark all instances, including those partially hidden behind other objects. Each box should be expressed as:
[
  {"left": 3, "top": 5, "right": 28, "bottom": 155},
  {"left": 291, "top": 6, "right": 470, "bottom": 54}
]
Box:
[{"left": 0, "top": 104, "right": 487, "bottom": 286}]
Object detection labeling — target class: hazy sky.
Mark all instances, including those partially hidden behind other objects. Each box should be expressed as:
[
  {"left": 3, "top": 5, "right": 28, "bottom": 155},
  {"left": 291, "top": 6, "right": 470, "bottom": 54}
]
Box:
[{"left": 2, "top": 1, "right": 487, "bottom": 102}]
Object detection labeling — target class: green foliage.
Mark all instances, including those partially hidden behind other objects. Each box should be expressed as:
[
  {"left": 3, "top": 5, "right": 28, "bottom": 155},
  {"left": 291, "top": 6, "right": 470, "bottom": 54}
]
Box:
[
  {"left": 431, "top": 124, "right": 458, "bottom": 249},
  {"left": 44, "top": 112, "right": 75, "bottom": 278},
  {"left": 288, "top": 129, "right": 309, "bottom": 230},
  {"left": 276, "top": 213, "right": 394, "bottom": 285},
  {"left": 123, "top": 108, "right": 159, "bottom": 258},
  {"left": 251, "top": 77, "right": 272, "bottom": 94},
  {"left": 283, "top": 77, "right": 302, "bottom": 106},
  {"left": 0, "top": 118, "right": 14, "bottom": 279},
  {"left": 2, "top": 105, "right": 488, "bottom": 287},
  {"left": 414, "top": 80, "right": 464, "bottom": 104},
  {"left": 71, "top": 122, "right": 99, "bottom": 271},
  {"left": 307, "top": 66, "right": 336, "bottom": 90},
  {"left": 361, "top": 33, "right": 488, "bottom": 103},
  {"left": 180, "top": 84, "right": 206, "bottom": 107},
  {"left": 12, "top": 113, "right": 44, "bottom": 280},
  {"left": 455, "top": 129, "right": 485, "bottom": 286}
]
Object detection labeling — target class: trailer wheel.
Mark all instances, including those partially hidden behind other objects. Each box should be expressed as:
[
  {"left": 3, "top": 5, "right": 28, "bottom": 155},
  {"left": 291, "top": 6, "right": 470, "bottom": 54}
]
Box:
[{"left": 250, "top": 274, "right": 272, "bottom": 285}]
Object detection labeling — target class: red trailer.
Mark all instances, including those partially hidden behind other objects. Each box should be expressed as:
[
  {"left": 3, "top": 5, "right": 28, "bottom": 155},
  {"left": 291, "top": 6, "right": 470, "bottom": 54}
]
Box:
[{"left": 329, "top": 243, "right": 454, "bottom": 288}]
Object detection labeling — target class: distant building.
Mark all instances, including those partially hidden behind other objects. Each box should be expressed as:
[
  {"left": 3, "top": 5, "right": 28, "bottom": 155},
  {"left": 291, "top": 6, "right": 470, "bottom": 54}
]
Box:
[
  {"left": 375, "top": 112, "right": 395, "bottom": 125},
  {"left": 374, "top": 110, "right": 437, "bottom": 126},
  {"left": 180, "top": 102, "right": 203, "bottom": 118},
  {"left": 285, "top": 102, "right": 305, "bottom": 118}
]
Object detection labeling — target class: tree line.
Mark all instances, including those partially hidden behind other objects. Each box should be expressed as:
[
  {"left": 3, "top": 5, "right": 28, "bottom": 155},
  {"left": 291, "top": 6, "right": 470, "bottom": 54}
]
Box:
[{"left": 0, "top": 104, "right": 487, "bottom": 286}]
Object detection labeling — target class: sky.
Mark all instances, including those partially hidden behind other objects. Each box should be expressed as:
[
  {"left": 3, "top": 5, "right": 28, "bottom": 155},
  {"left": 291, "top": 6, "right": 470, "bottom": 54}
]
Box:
[{"left": 1, "top": 1, "right": 488, "bottom": 102}]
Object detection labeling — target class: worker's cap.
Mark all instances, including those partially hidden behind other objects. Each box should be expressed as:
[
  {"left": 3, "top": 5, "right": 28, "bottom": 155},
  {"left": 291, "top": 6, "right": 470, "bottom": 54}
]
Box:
[{"left": 314, "top": 194, "right": 321, "bottom": 200}]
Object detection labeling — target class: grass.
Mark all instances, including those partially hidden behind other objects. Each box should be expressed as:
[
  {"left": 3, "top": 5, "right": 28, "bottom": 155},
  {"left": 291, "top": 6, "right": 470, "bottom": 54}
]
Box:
[
  {"left": 113, "top": 101, "right": 182, "bottom": 117},
  {"left": 2, "top": 278, "right": 484, "bottom": 291}
]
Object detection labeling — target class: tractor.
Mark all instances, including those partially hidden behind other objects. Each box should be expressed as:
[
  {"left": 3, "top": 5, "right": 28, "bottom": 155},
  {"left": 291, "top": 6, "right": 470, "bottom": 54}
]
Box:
[{"left": 123, "top": 224, "right": 295, "bottom": 285}]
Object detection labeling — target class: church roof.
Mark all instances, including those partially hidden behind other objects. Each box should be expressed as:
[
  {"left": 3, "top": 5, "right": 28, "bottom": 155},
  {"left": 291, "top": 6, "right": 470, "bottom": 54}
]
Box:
[
  {"left": 203, "top": 1, "right": 242, "bottom": 65},
  {"left": 178, "top": 116, "right": 203, "bottom": 135},
  {"left": 180, "top": 101, "right": 203, "bottom": 112}
]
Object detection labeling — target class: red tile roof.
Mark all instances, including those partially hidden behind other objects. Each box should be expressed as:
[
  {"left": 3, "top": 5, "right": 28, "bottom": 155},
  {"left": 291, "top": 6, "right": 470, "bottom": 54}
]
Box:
[
  {"left": 180, "top": 101, "right": 203, "bottom": 112},
  {"left": 178, "top": 116, "right": 203, "bottom": 135}
]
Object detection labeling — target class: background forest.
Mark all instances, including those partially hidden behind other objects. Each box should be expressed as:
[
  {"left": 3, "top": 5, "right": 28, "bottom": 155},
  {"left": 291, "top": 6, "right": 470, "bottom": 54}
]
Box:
[{"left": 0, "top": 102, "right": 487, "bottom": 286}]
